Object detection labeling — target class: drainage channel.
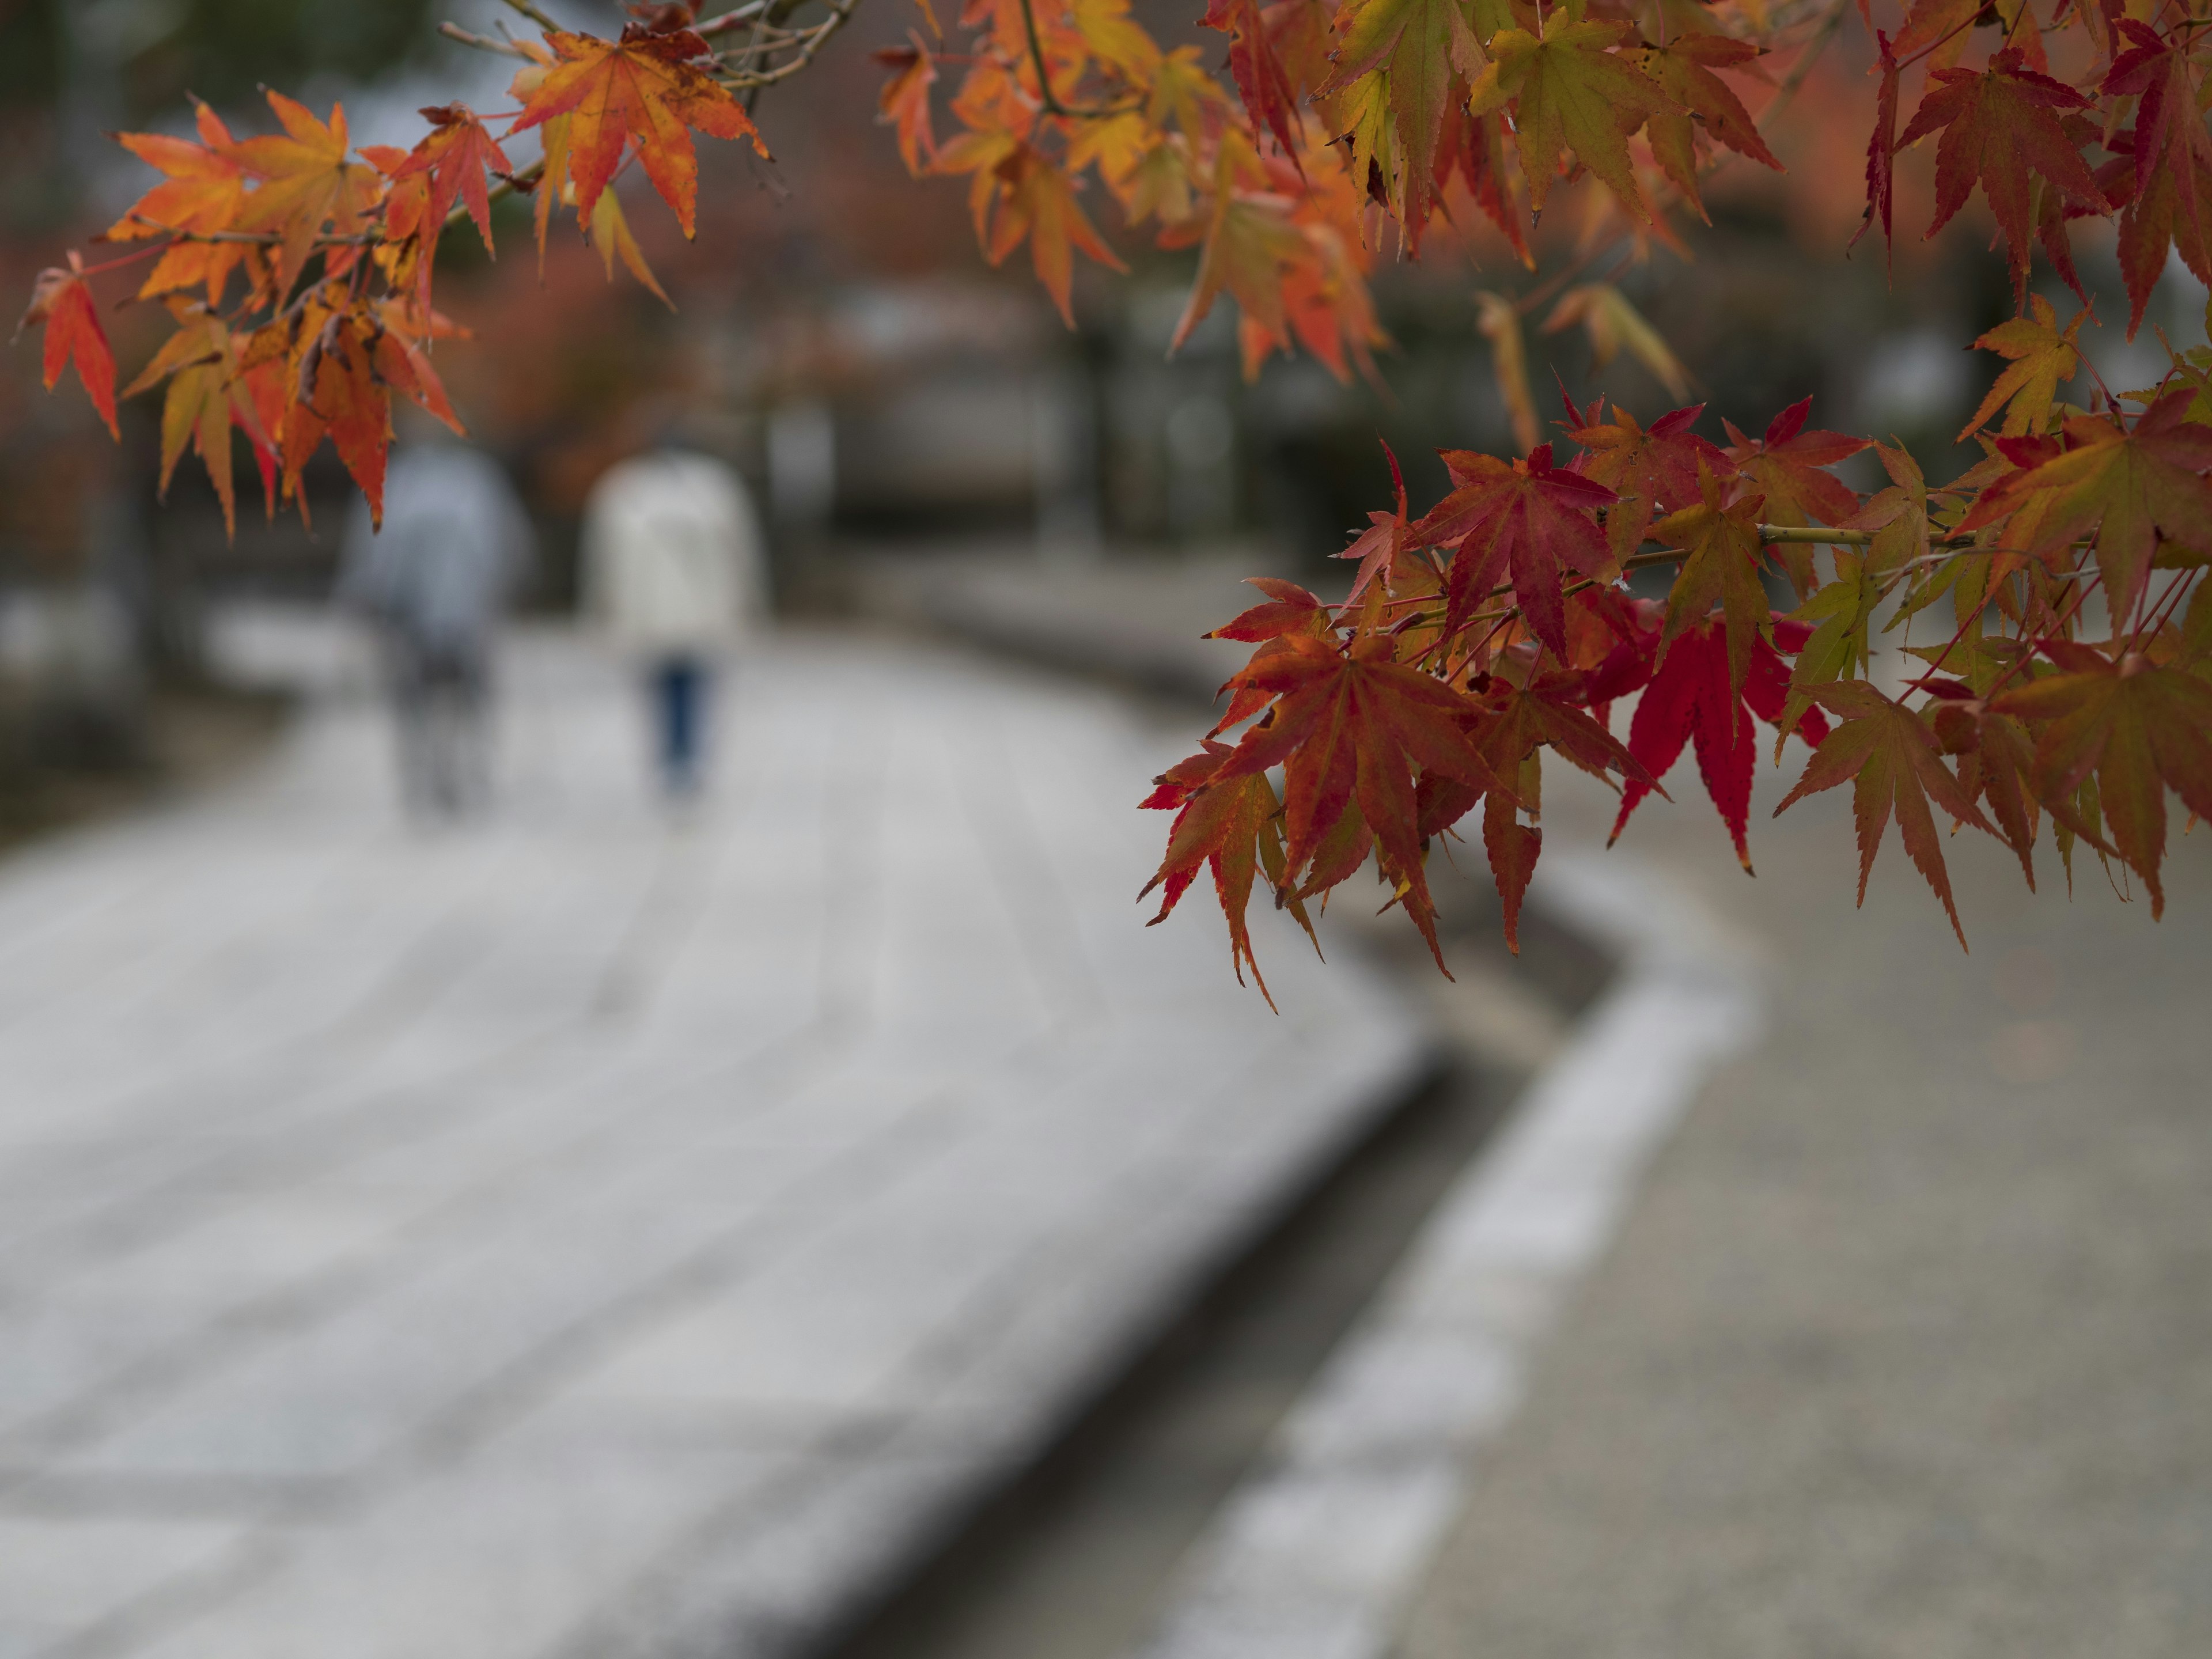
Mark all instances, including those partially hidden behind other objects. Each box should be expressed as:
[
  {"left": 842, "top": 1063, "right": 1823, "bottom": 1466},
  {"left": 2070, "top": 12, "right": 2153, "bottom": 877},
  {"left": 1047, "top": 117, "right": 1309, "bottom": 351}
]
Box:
[{"left": 817, "top": 899, "right": 1613, "bottom": 1659}]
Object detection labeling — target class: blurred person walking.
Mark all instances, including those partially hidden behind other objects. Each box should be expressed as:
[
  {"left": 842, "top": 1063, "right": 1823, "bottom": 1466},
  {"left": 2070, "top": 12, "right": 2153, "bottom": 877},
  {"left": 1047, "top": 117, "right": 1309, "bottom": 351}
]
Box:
[
  {"left": 338, "top": 442, "right": 534, "bottom": 818},
  {"left": 580, "top": 445, "right": 767, "bottom": 798}
]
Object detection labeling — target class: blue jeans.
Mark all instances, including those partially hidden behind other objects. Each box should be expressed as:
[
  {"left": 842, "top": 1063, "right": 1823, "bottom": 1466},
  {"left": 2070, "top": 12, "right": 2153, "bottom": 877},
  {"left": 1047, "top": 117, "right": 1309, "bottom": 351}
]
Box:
[{"left": 653, "top": 656, "right": 707, "bottom": 791}]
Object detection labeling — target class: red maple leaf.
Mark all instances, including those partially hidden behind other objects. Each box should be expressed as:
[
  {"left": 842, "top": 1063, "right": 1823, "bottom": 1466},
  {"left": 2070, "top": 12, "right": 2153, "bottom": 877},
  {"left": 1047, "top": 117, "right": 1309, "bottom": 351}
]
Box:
[
  {"left": 2103, "top": 21, "right": 2212, "bottom": 335},
  {"left": 1721, "top": 396, "right": 1869, "bottom": 527},
  {"left": 1203, "top": 0, "right": 1304, "bottom": 169},
  {"left": 1897, "top": 46, "right": 2102, "bottom": 303},
  {"left": 1608, "top": 613, "right": 1832, "bottom": 872},
  {"left": 1196, "top": 631, "right": 1514, "bottom": 968},
  {"left": 1411, "top": 442, "right": 1619, "bottom": 657},
  {"left": 14, "top": 253, "right": 116, "bottom": 439},
  {"left": 1565, "top": 400, "right": 1725, "bottom": 558}
]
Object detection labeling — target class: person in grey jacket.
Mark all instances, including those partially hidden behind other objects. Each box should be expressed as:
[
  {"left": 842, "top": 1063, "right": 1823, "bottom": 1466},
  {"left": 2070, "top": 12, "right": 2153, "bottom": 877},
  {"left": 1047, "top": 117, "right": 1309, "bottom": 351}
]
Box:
[{"left": 337, "top": 443, "right": 533, "bottom": 817}]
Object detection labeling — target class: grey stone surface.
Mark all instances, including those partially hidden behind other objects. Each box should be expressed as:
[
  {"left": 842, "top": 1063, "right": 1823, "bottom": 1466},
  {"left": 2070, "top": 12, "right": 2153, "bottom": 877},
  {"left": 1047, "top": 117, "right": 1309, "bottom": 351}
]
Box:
[
  {"left": 1395, "top": 751, "right": 2212, "bottom": 1658},
  {"left": 0, "top": 619, "right": 1430, "bottom": 1659}
]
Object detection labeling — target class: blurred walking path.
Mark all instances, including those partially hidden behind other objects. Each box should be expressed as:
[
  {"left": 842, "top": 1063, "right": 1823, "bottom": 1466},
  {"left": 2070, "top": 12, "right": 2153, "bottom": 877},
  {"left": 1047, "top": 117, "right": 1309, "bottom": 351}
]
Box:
[
  {"left": 1393, "top": 757, "right": 2212, "bottom": 1659},
  {"left": 0, "top": 618, "right": 1428, "bottom": 1659}
]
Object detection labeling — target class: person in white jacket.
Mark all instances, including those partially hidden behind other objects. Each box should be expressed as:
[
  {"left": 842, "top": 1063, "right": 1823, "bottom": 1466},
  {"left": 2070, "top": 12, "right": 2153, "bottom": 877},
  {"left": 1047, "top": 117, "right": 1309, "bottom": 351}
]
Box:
[{"left": 579, "top": 446, "right": 768, "bottom": 796}]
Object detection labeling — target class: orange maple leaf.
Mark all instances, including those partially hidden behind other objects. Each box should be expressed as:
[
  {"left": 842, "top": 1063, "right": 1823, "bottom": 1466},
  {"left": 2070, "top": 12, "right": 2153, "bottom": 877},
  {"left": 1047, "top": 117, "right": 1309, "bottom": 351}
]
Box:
[
  {"left": 15, "top": 252, "right": 117, "bottom": 439},
  {"left": 121, "top": 304, "right": 273, "bottom": 536},
  {"left": 510, "top": 26, "right": 769, "bottom": 240},
  {"left": 108, "top": 102, "right": 251, "bottom": 304},
  {"left": 874, "top": 39, "right": 940, "bottom": 176},
  {"left": 228, "top": 93, "right": 384, "bottom": 297},
  {"left": 387, "top": 104, "right": 512, "bottom": 302},
  {"left": 949, "top": 143, "right": 1125, "bottom": 326}
]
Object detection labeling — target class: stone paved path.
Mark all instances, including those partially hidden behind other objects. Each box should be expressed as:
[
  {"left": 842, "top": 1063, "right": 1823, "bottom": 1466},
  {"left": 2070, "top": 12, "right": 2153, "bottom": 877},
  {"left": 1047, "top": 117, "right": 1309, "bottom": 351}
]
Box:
[{"left": 0, "top": 622, "right": 1428, "bottom": 1659}]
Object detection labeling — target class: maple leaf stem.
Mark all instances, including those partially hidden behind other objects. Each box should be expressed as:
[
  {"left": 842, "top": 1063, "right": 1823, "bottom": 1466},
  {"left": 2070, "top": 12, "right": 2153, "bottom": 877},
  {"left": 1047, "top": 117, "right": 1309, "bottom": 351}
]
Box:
[{"left": 73, "top": 242, "right": 171, "bottom": 279}]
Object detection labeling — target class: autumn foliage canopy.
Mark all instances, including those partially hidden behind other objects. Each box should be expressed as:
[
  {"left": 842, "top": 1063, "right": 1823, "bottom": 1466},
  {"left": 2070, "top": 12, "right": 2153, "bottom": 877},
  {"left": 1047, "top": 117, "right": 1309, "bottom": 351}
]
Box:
[{"left": 16, "top": 0, "right": 2212, "bottom": 996}]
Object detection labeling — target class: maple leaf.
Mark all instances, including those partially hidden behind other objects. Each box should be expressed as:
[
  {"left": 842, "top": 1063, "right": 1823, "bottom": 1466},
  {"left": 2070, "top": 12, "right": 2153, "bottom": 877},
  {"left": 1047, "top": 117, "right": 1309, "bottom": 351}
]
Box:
[
  {"left": 2102, "top": 21, "right": 2212, "bottom": 336},
  {"left": 1565, "top": 400, "right": 1725, "bottom": 560},
  {"left": 510, "top": 26, "right": 770, "bottom": 240},
  {"left": 1896, "top": 47, "right": 2102, "bottom": 304},
  {"left": 1722, "top": 396, "right": 1868, "bottom": 526},
  {"left": 1200, "top": 631, "right": 1513, "bottom": 968},
  {"left": 1482, "top": 788, "right": 1541, "bottom": 952},
  {"left": 1852, "top": 29, "right": 1899, "bottom": 270},
  {"left": 1315, "top": 0, "right": 1483, "bottom": 227},
  {"left": 120, "top": 305, "right": 272, "bottom": 536},
  {"left": 1411, "top": 442, "right": 1619, "bottom": 656},
  {"left": 1653, "top": 461, "right": 1770, "bottom": 698},
  {"left": 590, "top": 187, "right": 675, "bottom": 307},
  {"left": 385, "top": 104, "right": 510, "bottom": 304},
  {"left": 1335, "top": 440, "right": 1412, "bottom": 605},
  {"left": 1073, "top": 0, "right": 1165, "bottom": 82},
  {"left": 1960, "top": 295, "right": 2082, "bottom": 440},
  {"left": 1992, "top": 645, "right": 2212, "bottom": 918},
  {"left": 982, "top": 146, "right": 1128, "bottom": 326},
  {"left": 108, "top": 102, "right": 251, "bottom": 304},
  {"left": 1207, "top": 575, "right": 1334, "bottom": 642},
  {"left": 227, "top": 92, "right": 384, "bottom": 297},
  {"left": 1434, "top": 103, "right": 1529, "bottom": 264},
  {"left": 1990, "top": 393, "right": 2212, "bottom": 619},
  {"left": 1473, "top": 291, "right": 1539, "bottom": 455},
  {"left": 1149, "top": 46, "right": 1232, "bottom": 148},
  {"left": 1474, "top": 661, "right": 1653, "bottom": 948},
  {"left": 279, "top": 295, "right": 459, "bottom": 527},
  {"left": 1171, "top": 136, "right": 1308, "bottom": 353},
  {"left": 874, "top": 39, "right": 940, "bottom": 175},
  {"left": 1775, "top": 681, "right": 1995, "bottom": 947},
  {"left": 1467, "top": 10, "right": 1675, "bottom": 222},
  {"left": 1203, "top": 0, "right": 1304, "bottom": 165},
  {"left": 1635, "top": 34, "right": 1781, "bottom": 216},
  {"left": 1139, "top": 745, "right": 1313, "bottom": 1006},
  {"left": 1609, "top": 615, "right": 1830, "bottom": 871},
  {"left": 1541, "top": 284, "right": 1690, "bottom": 403},
  {"left": 15, "top": 253, "right": 117, "bottom": 440}
]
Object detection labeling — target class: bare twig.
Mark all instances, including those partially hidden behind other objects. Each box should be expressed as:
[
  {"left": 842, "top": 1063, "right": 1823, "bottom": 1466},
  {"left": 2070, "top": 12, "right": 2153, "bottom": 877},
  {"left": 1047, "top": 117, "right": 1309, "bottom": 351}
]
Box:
[
  {"left": 713, "top": 0, "right": 863, "bottom": 88},
  {"left": 497, "top": 0, "right": 560, "bottom": 31},
  {"left": 440, "top": 21, "right": 531, "bottom": 56},
  {"left": 695, "top": 1, "right": 776, "bottom": 33}
]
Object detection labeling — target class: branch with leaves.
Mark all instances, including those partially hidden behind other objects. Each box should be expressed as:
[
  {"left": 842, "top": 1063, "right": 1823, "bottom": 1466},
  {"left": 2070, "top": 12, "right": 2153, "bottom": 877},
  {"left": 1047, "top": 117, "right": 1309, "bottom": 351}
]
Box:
[{"left": 14, "top": 0, "right": 2212, "bottom": 995}]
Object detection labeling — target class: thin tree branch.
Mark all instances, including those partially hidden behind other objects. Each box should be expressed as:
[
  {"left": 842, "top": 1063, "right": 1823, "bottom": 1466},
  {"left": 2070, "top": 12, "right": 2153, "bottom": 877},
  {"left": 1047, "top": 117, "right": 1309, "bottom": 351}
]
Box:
[
  {"left": 440, "top": 21, "right": 531, "bottom": 56},
  {"left": 497, "top": 0, "right": 561, "bottom": 31}
]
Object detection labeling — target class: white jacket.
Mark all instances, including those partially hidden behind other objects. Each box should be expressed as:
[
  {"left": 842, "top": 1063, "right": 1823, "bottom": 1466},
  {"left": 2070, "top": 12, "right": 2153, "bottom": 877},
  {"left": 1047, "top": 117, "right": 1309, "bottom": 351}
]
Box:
[{"left": 580, "top": 450, "right": 767, "bottom": 655}]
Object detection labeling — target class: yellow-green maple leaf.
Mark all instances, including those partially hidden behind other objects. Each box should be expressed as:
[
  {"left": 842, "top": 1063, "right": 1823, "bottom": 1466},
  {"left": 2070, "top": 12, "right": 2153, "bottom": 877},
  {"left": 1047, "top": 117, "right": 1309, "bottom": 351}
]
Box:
[{"left": 1467, "top": 5, "right": 1673, "bottom": 220}]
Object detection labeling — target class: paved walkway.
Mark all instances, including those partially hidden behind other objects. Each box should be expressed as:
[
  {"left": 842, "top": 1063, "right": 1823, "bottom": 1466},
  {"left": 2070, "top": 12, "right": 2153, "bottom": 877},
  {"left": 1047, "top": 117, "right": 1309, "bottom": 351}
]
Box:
[
  {"left": 0, "top": 621, "right": 1428, "bottom": 1659},
  {"left": 1395, "top": 753, "right": 2212, "bottom": 1658}
]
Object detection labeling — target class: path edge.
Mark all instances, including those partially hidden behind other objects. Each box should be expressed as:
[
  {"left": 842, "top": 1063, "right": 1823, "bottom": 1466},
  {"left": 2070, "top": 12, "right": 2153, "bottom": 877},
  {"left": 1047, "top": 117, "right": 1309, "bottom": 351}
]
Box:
[{"left": 1129, "top": 844, "right": 1764, "bottom": 1659}]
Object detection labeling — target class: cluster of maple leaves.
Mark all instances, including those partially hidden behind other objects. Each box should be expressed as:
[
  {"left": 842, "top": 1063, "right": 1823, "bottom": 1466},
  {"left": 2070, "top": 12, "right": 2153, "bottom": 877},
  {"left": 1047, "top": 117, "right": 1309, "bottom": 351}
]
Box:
[
  {"left": 17, "top": 17, "right": 766, "bottom": 535},
  {"left": 1142, "top": 382, "right": 2212, "bottom": 994},
  {"left": 15, "top": 0, "right": 2212, "bottom": 987}
]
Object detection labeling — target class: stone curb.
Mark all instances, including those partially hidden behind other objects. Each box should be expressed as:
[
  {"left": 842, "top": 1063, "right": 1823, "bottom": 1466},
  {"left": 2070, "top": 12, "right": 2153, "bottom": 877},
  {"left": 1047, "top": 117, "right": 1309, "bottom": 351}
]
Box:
[{"left": 1127, "top": 846, "right": 1763, "bottom": 1659}]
